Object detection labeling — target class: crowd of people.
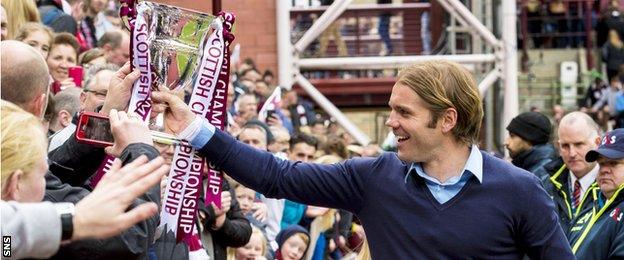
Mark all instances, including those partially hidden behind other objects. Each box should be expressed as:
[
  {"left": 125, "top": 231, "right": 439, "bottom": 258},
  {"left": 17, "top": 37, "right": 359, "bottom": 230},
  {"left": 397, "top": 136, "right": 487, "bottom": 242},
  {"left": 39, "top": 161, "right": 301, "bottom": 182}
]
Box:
[{"left": 2, "top": 0, "right": 624, "bottom": 260}]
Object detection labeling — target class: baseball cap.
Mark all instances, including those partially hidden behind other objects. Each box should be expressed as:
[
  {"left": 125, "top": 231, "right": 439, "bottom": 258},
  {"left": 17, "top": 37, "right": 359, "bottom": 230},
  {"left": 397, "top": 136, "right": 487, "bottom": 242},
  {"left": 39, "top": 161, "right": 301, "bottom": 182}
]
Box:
[{"left": 585, "top": 129, "right": 624, "bottom": 162}]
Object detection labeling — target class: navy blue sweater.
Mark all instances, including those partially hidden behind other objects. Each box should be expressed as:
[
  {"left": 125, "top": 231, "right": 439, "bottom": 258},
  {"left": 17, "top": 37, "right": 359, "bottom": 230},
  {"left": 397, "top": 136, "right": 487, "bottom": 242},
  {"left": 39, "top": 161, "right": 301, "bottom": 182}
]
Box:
[{"left": 199, "top": 130, "right": 574, "bottom": 259}]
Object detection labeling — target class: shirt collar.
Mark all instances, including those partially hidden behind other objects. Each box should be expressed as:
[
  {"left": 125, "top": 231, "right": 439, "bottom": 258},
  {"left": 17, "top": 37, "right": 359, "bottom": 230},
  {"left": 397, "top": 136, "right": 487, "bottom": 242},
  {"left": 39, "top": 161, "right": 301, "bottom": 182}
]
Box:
[
  {"left": 569, "top": 163, "right": 599, "bottom": 194},
  {"left": 405, "top": 145, "right": 483, "bottom": 184}
]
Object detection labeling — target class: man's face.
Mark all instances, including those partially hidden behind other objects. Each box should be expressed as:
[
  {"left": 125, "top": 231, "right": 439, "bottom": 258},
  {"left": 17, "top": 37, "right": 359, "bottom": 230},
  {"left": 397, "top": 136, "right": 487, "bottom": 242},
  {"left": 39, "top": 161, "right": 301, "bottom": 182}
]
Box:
[
  {"left": 288, "top": 142, "right": 316, "bottom": 162},
  {"left": 238, "top": 95, "right": 258, "bottom": 121},
  {"left": 238, "top": 128, "right": 267, "bottom": 151},
  {"left": 504, "top": 133, "right": 532, "bottom": 158},
  {"left": 106, "top": 34, "right": 130, "bottom": 66},
  {"left": 268, "top": 129, "right": 290, "bottom": 153},
  {"left": 558, "top": 123, "right": 598, "bottom": 177},
  {"left": 597, "top": 157, "right": 624, "bottom": 199},
  {"left": 385, "top": 83, "right": 443, "bottom": 163},
  {"left": 242, "top": 70, "right": 261, "bottom": 83},
  {"left": 81, "top": 70, "right": 113, "bottom": 112}
]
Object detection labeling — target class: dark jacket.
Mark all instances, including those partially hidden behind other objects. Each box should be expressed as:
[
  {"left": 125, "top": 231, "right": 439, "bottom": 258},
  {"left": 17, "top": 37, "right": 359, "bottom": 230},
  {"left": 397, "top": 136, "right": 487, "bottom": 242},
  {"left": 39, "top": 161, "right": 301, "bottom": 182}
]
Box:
[
  {"left": 44, "top": 138, "right": 161, "bottom": 259},
  {"left": 198, "top": 180, "right": 252, "bottom": 260},
  {"left": 540, "top": 159, "right": 596, "bottom": 234},
  {"left": 569, "top": 186, "right": 624, "bottom": 259},
  {"left": 511, "top": 143, "right": 557, "bottom": 178}
]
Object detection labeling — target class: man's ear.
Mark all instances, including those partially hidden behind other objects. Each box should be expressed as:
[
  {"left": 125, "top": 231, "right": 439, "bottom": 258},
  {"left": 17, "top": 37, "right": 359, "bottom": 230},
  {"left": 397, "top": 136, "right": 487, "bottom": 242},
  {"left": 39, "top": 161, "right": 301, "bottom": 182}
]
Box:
[
  {"left": 102, "top": 43, "right": 113, "bottom": 52},
  {"left": 2, "top": 170, "right": 22, "bottom": 201},
  {"left": 595, "top": 135, "right": 602, "bottom": 146},
  {"left": 59, "top": 110, "right": 73, "bottom": 127},
  {"left": 440, "top": 108, "right": 458, "bottom": 133},
  {"left": 32, "top": 93, "right": 48, "bottom": 119}
]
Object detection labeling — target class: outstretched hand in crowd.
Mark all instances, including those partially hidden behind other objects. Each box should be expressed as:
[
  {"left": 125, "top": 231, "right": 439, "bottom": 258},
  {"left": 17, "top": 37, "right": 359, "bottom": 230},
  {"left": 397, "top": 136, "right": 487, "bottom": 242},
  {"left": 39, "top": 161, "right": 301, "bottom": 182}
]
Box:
[{"left": 71, "top": 155, "right": 168, "bottom": 240}]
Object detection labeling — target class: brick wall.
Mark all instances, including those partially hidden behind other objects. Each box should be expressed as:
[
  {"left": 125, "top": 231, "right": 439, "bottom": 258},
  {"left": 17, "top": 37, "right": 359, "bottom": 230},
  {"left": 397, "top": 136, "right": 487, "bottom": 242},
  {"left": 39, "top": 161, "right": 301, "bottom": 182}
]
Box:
[{"left": 153, "top": 0, "right": 278, "bottom": 78}]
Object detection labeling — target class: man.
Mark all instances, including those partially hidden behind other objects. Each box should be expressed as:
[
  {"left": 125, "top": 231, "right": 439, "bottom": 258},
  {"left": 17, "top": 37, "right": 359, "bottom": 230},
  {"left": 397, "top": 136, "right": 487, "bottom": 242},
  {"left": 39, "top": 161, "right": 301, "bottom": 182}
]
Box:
[
  {"left": 1, "top": 40, "right": 159, "bottom": 259},
  {"left": 568, "top": 128, "right": 624, "bottom": 259},
  {"left": 505, "top": 111, "right": 557, "bottom": 176},
  {"left": 97, "top": 29, "right": 130, "bottom": 67},
  {"left": 153, "top": 60, "right": 573, "bottom": 258},
  {"left": 48, "top": 64, "right": 121, "bottom": 151},
  {"left": 49, "top": 87, "right": 81, "bottom": 134},
  {"left": 539, "top": 112, "right": 601, "bottom": 233}
]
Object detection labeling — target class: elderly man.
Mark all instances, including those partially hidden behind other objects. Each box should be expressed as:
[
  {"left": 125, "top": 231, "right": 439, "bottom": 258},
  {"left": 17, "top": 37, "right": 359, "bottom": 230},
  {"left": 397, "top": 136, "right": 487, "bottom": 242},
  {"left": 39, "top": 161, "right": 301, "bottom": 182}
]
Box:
[
  {"left": 539, "top": 112, "right": 601, "bottom": 233},
  {"left": 153, "top": 60, "right": 573, "bottom": 258},
  {"left": 568, "top": 128, "right": 624, "bottom": 259}
]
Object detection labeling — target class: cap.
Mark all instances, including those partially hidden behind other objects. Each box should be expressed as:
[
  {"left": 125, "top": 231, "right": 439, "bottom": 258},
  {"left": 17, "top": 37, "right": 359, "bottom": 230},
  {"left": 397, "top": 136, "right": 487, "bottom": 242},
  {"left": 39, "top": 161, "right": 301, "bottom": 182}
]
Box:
[{"left": 586, "top": 129, "right": 624, "bottom": 162}]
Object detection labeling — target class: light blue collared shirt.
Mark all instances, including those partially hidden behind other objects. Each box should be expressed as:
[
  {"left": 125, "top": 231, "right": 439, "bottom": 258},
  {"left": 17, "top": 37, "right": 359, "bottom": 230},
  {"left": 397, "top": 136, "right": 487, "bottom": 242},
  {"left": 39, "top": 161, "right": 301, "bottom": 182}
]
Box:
[{"left": 405, "top": 145, "right": 483, "bottom": 204}]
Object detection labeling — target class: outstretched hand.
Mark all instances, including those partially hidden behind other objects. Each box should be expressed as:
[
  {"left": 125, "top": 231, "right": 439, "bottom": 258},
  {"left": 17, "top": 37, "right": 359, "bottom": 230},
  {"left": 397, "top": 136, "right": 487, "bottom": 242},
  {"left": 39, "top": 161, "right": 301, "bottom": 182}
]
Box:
[
  {"left": 101, "top": 62, "right": 140, "bottom": 115},
  {"left": 72, "top": 156, "right": 168, "bottom": 240},
  {"left": 105, "top": 109, "right": 153, "bottom": 157}
]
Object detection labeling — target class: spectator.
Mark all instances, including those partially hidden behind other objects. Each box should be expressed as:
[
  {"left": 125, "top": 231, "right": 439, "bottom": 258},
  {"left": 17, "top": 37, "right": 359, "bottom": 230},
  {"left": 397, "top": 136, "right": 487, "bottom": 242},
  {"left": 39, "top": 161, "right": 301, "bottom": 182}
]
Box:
[
  {"left": 15, "top": 22, "right": 54, "bottom": 58},
  {"left": 2, "top": 0, "right": 40, "bottom": 40},
  {"left": 568, "top": 128, "right": 624, "bottom": 258},
  {"left": 227, "top": 226, "right": 268, "bottom": 260},
  {"left": 1, "top": 101, "right": 167, "bottom": 259},
  {"left": 38, "top": 0, "right": 83, "bottom": 36},
  {"left": 97, "top": 29, "right": 130, "bottom": 67},
  {"left": 47, "top": 32, "right": 80, "bottom": 93},
  {"left": 235, "top": 93, "right": 259, "bottom": 125},
  {"left": 581, "top": 71, "right": 608, "bottom": 109},
  {"left": 268, "top": 126, "right": 291, "bottom": 156},
  {"left": 377, "top": 0, "right": 393, "bottom": 55},
  {"left": 1, "top": 41, "right": 50, "bottom": 118},
  {"left": 79, "top": 0, "right": 110, "bottom": 49},
  {"left": 49, "top": 86, "right": 81, "bottom": 134},
  {"left": 602, "top": 29, "right": 624, "bottom": 81},
  {"left": 150, "top": 60, "right": 573, "bottom": 258},
  {"left": 233, "top": 181, "right": 268, "bottom": 232},
  {"left": 538, "top": 112, "right": 601, "bottom": 233},
  {"left": 78, "top": 47, "right": 106, "bottom": 67},
  {"left": 48, "top": 63, "right": 118, "bottom": 152},
  {"left": 592, "top": 75, "right": 623, "bottom": 127},
  {"left": 263, "top": 69, "right": 275, "bottom": 86},
  {"left": 316, "top": 0, "right": 347, "bottom": 57},
  {"left": 505, "top": 111, "right": 557, "bottom": 177},
  {"left": 596, "top": 0, "right": 624, "bottom": 48},
  {"left": 275, "top": 225, "right": 310, "bottom": 260}
]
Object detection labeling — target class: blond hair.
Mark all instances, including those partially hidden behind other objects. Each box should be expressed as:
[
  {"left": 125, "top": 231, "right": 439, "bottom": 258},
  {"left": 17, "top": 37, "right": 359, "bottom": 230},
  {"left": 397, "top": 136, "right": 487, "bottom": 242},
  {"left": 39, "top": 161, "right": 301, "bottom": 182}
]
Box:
[
  {"left": 15, "top": 22, "right": 53, "bottom": 44},
  {"left": 227, "top": 226, "right": 267, "bottom": 260},
  {"left": 1, "top": 0, "right": 40, "bottom": 39},
  {"left": 1, "top": 100, "right": 47, "bottom": 192},
  {"left": 397, "top": 60, "right": 483, "bottom": 146}
]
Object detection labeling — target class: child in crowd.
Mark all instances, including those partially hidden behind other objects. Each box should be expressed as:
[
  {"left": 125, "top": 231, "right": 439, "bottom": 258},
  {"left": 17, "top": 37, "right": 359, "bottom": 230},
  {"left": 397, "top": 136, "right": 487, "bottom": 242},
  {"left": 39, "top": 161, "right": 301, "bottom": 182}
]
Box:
[
  {"left": 275, "top": 225, "right": 310, "bottom": 260},
  {"left": 228, "top": 226, "right": 268, "bottom": 260}
]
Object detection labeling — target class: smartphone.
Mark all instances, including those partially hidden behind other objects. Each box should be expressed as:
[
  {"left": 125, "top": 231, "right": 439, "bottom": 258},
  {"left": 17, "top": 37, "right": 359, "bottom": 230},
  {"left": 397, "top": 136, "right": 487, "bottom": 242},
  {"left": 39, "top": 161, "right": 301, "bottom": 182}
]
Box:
[
  {"left": 75, "top": 111, "right": 182, "bottom": 147},
  {"left": 76, "top": 112, "right": 115, "bottom": 147},
  {"left": 68, "top": 66, "right": 83, "bottom": 87},
  {"left": 266, "top": 110, "right": 276, "bottom": 122}
]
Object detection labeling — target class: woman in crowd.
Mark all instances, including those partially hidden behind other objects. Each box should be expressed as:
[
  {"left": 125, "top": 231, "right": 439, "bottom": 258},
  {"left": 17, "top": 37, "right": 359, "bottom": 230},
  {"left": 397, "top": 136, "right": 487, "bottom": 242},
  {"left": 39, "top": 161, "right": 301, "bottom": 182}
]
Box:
[
  {"left": 79, "top": 0, "right": 110, "bottom": 49},
  {"left": 15, "top": 22, "right": 54, "bottom": 59},
  {"left": 1, "top": 0, "right": 40, "bottom": 40},
  {"left": 1, "top": 101, "right": 48, "bottom": 202},
  {"left": 275, "top": 225, "right": 310, "bottom": 260},
  {"left": 228, "top": 226, "right": 268, "bottom": 260},
  {"left": 46, "top": 32, "right": 80, "bottom": 92}
]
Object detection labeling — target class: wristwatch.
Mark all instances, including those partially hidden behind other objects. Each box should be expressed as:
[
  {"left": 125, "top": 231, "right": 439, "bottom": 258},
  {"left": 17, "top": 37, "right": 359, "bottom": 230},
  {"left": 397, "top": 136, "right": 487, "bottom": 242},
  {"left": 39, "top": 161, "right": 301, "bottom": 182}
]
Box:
[{"left": 54, "top": 203, "right": 75, "bottom": 241}]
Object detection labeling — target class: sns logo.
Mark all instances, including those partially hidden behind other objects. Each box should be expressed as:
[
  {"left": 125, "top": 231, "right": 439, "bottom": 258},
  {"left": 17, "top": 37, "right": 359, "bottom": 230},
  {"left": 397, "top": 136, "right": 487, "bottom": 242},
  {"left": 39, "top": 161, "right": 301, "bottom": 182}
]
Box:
[
  {"left": 610, "top": 208, "right": 623, "bottom": 222},
  {"left": 602, "top": 135, "right": 617, "bottom": 146}
]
